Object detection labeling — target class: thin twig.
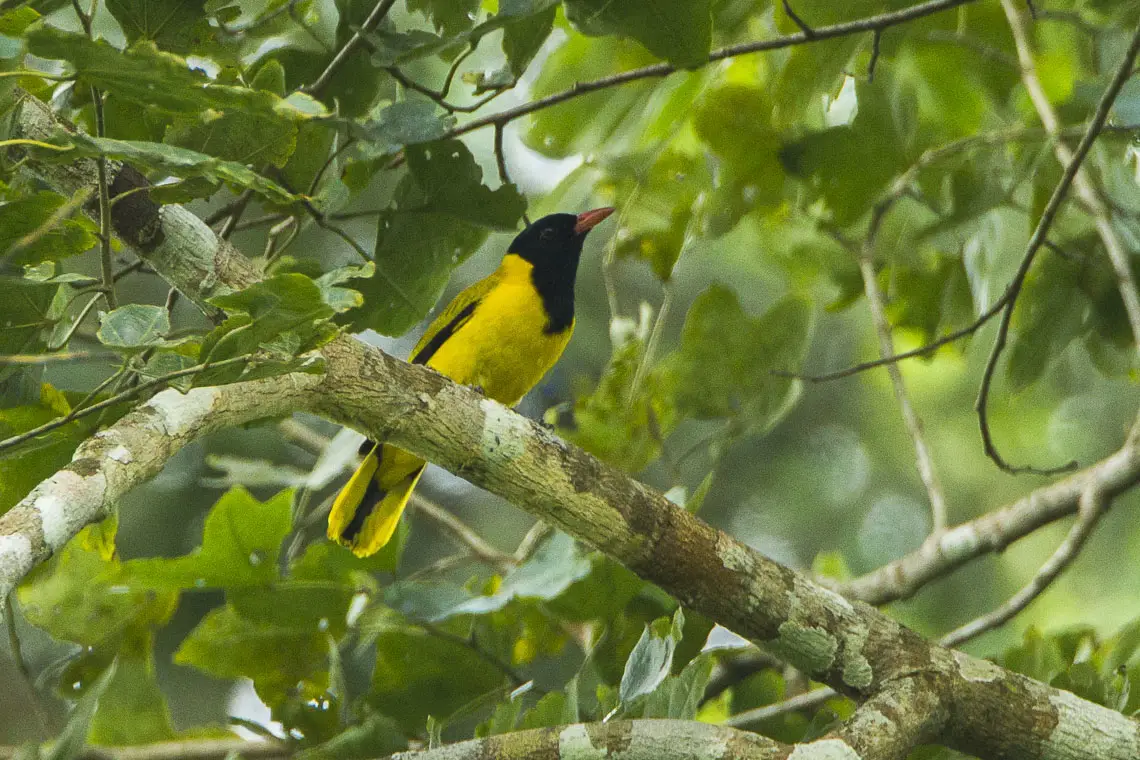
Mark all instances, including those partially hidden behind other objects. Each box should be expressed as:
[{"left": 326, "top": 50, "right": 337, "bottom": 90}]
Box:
[
  {"left": 857, "top": 237, "right": 949, "bottom": 532},
  {"left": 975, "top": 5, "right": 1140, "bottom": 474},
  {"left": 513, "top": 521, "right": 551, "bottom": 563},
  {"left": 302, "top": 0, "right": 398, "bottom": 96},
  {"left": 939, "top": 484, "right": 1107, "bottom": 648},
  {"left": 724, "top": 687, "right": 837, "bottom": 728},
  {"left": 410, "top": 495, "right": 516, "bottom": 571},
  {"left": 781, "top": 0, "right": 816, "bottom": 37},
  {"left": 217, "top": 188, "right": 254, "bottom": 240},
  {"left": 867, "top": 30, "right": 882, "bottom": 81}
]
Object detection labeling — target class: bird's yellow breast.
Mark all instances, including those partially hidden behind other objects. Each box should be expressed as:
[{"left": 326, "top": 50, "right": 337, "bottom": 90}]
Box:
[{"left": 422, "top": 255, "right": 573, "bottom": 407}]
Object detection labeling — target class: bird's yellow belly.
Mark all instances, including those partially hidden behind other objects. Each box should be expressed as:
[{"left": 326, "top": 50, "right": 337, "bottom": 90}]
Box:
[{"left": 423, "top": 282, "right": 572, "bottom": 407}]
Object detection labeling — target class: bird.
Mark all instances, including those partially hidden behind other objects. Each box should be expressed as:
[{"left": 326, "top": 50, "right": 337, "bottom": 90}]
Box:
[{"left": 328, "top": 207, "right": 615, "bottom": 557}]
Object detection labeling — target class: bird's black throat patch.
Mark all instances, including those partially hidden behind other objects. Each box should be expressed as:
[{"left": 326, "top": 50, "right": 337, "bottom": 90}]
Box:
[{"left": 531, "top": 258, "right": 576, "bottom": 334}]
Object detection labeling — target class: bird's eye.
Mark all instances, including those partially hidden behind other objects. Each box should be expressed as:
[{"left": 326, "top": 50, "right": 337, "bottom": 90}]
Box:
[{"left": 539, "top": 228, "right": 555, "bottom": 241}]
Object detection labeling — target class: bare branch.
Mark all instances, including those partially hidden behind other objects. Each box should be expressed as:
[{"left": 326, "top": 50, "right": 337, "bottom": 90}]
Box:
[
  {"left": 939, "top": 484, "right": 1107, "bottom": 648},
  {"left": 842, "top": 439, "right": 1140, "bottom": 605}
]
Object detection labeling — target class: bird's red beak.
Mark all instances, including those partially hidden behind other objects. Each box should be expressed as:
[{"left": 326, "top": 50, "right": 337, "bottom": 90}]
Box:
[{"left": 574, "top": 207, "right": 615, "bottom": 235}]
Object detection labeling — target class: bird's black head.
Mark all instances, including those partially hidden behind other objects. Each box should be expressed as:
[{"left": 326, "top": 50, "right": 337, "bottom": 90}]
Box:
[
  {"left": 508, "top": 208, "right": 614, "bottom": 274},
  {"left": 507, "top": 208, "right": 614, "bottom": 334}
]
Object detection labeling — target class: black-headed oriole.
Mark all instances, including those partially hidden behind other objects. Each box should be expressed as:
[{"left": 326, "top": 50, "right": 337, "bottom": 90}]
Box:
[{"left": 328, "top": 207, "right": 615, "bottom": 556}]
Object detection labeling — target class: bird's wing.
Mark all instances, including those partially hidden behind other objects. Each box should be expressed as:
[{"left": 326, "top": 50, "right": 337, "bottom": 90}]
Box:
[{"left": 409, "top": 269, "right": 503, "bottom": 366}]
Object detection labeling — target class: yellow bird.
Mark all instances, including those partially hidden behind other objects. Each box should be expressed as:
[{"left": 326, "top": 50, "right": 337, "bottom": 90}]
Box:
[{"left": 328, "top": 208, "right": 615, "bottom": 556}]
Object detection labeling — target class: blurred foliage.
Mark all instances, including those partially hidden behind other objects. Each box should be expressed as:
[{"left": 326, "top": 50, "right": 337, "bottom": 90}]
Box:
[{"left": 2, "top": 0, "right": 1140, "bottom": 758}]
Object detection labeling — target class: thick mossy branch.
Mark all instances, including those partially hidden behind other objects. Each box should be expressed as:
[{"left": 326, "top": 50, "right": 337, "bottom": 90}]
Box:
[{"left": 4, "top": 89, "right": 1140, "bottom": 760}]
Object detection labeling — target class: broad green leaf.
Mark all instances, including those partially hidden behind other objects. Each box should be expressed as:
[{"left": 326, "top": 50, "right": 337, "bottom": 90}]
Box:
[
  {"left": 561, "top": 336, "right": 675, "bottom": 472},
  {"left": 174, "top": 604, "right": 328, "bottom": 706},
  {"left": 96, "top": 305, "right": 170, "bottom": 351},
  {"left": 47, "top": 133, "right": 299, "bottom": 206},
  {"left": 198, "top": 273, "right": 339, "bottom": 384},
  {"left": 26, "top": 30, "right": 316, "bottom": 123},
  {"left": 882, "top": 252, "right": 974, "bottom": 349},
  {"left": 354, "top": 100, "right": 456, "bottom": 152},
  {"left": 0, "top": 386, "right": 105, "bottom": 511},
  {"left": 405, "top": 139, "right": 526, "bottom": 230},
  {"left": 1007, "top": 254, "right": 1086, "bottom": 392},
  {"left": 88, "top": 630, "right": 177, "bottom": 744},
  {"left": 447, "top": 533, "right": 591, "bottom": 616},
  {"left": 105, "top": 0, "right": 213, "bottom": 53},
  {"left": 632, "top": 651, "right": 714, "bottom": 719},
  {"left": 564, "top": 0, "right": 711, "bottom": 69},
  {"left": 408, "top": 0, "right": 479, "bottom": 36},
  {"left": 383, "top": 580, "right": 474, "bottom": 623},
  {"left": 522, "top": 34, "right": 659, "bottom": 159},
  {"left": 0, "top": 279, "right": 56, "bottom": 393},
  {"left": 501, "top": 2, "right": 556, "bottom": 77},
  {"left": 164, "top": 108, "right": 299, "bottom": 169},
  {"left": 517, "top": 690, "right": 577, "bottom": 730},
  {"left": 779, "top": 80, "right": 907, "bottom": 225},
  {"left": 619, "top": 607, "right": 684, "bottom": 703},
  {"left": 350, "top": 208, "right": 486, "bottom": 335},
  {"left": 367, "top": 624, "right": 507, "bottom": 733},
  {"left": 117, "top": 487, "right": 292, "bottom": 589},
  {"left": 19, "top": 517, "right": 178, "bottom": 646},
  {"left": 600, "top": 149, "right": 708, "bottom": 280},
  {"left": 0, "top": 191, "right": 98, "bottom": 267},
  {"left": 660, "top": 286, "right": 811, "bottom": 429},
  {"left": 315, "top": 262, "right": 374, "bottom": 313},
  {"left": 772, "top": 36, "right": 860, "bottom": 128},
  {"left": 0, "top": 7, "right": 39, "bottom": 35}
]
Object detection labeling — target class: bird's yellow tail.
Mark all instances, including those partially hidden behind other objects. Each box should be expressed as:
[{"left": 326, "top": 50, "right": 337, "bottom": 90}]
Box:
[{"left": 328, "top": 442, "right": 425, "bottom": 557}]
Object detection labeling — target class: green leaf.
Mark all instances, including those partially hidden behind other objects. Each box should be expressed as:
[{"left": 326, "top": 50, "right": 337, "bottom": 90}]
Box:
[
  {"left": 367, "top": 625, "right": 507, "bottom": 733},
  {"left": 661, "top": 286, "right": 811, "bottom": 428},
  {"left": 779, "top": 79, "right": 907, "bottom": 225},
  {"left": 25, "top": 30, "right": 317, "bottom": 122},
  {"left": 315, "top": 262, "right": 374, "bottom": 313},
  {"left": 405, "top": 139, "right": 526, "bottom": 230},
  {"left": 0, "top": 191, "right": 98, "bottom": 266},
  {"left": 564, "top": 0, "right": 711, "bottom": 69},
  {"left": 45, "top": 662, "right": 116, "bottom": 760},
  {"left": 49, "top": 133, "right": 299, "bottom": 206},
  {"left": 501, "top": 1, "right": 557, "bottom": 77},
  {"left": 518, "top": 690, "right": 577, "bottom": 730},
  {"left": 174, "top": 604, "right": 328, "bottom": 706},
  {"left": 105, "top": 0, "right": 213, "bottom": 54},
  {"left": 447, "top": 533, "right": 592, "bottom": 616},
  {"left": 350, "top": 208, "right": 486, "bottom": 335},
  {"left": 88, "top": 630, "right": 177, "bottom": 744},
  {"left": 355, "top": 100, "right": 455, "bottom": 151},
  {"left": 198, "top": 273, "right": 338, "bottom": 384},
  {"left": 164, "top": 108, "right": 299, "bottom": 169},
  {"left": 619, "top": 608, "right": 684, "bottom": 703},
  {"left": 96, "top": 305, "right": 170, "bottom": 351},
  {"left": 19, "top": 517, "right": 178, "bottom": 646},
  {"left": 408, "top": 0, "right": 479, "bottom": 36},
  {"left": 0, "top": 387, "right": 101, "bottom": 512},
  {"left": 1007, "top": 254, "right": 1086, "bottom": 392},
  {"left": 0, "top": 7, "right": 40, "bottom": 36},
  {"left": 117, "top": 487, "right": 292, "bottom": 590},
  {"left": 522, "top": 34, "right": 659, "bottom": 159},
  {"left": 633, "top": 652, "right": 714, "bottom": 719}
]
